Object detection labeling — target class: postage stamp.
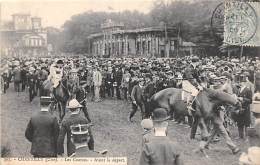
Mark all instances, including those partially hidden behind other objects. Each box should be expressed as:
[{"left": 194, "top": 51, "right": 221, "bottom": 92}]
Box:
[{"left": 224, "top": 1, "right": 259, "bottom": 46}]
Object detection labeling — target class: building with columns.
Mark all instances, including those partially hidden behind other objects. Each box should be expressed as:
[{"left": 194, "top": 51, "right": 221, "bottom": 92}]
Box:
[
  {"left": 0, "top": 13, "right": 48, "bottom": 57},
  {"left": 88, "top": 19, "right": 182, "bottom": 58}
]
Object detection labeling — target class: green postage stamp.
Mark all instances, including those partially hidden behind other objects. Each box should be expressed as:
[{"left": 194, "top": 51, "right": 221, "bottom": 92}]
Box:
[{"left": 224, "top": 1, "right": 260, "bottom": 46}]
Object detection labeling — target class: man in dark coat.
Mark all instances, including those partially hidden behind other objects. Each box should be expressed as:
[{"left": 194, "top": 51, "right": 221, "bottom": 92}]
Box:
[
  {"left": 69, "top": 124, "right": 105, "bottom": 157},
  {"left": 139, "top": 108, "right": 183, "bottom": 165},
  {"left": 13, "top": 66, "right": 21, "bottom": 92},
  {"left": 25, "top": 96, "right": 59, "bottom": 157},
  {"left": 74, "top": 82, "right": 91, "bottom": 122},
  {"left": 21, "top": 66, "right": 27, "bottom": 91},
  {"left": 27, "top": 67, "right": 37, "bottom": 102},
  {"left": 57, "top": 99, "right": 94, "bottom": 157},
  {"left": 235, "top": 74, "right": 253, "bottom": 139},
  {"left": 129, "top": 78, "right": 145, "bottom": 121},
  {"left": 114, "top": 67, "right": 123, "bottom": 99}
]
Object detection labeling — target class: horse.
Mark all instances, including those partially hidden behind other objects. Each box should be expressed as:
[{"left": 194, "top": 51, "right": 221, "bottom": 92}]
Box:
[
  {"left": 146, "top": 87, "right": 242, "bottom": 154},
  {"left": 51, "top": 78, "right": 70, "bottom": 122}
]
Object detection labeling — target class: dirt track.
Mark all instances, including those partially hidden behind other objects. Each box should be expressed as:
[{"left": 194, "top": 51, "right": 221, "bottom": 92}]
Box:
[{"left": 1, "top": 83, "right": 251, "bottom": 165}]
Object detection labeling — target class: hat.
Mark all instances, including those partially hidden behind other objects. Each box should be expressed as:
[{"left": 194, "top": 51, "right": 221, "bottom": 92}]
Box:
[
  {"left": 239, "top": 147, "right": 260, "bottom": 165},
  {"left": 70, "top": 124, "right": 92, "bottom": 144},
  {"left": 152, "top": 108, "right": 170, "bottom": 122},
  {"left": 29, "top": 67, "right": 35, "bottom": 72},
  {"left": 176, "top": 75, "right": 183, "bottom": 80},
  {"left": 141, "top": 119, "right": 153, "bottom": 130},
  {"left": 67, "top": 99, "right": 83, "bottom": 109},
  {"left": 40, "top": 96, "right": 53, "bottom": 106},
  {"left": 138, "top": 78, "right": 145, "bottom": 82},
  {"left": 56, "top": 59, "right": 64, "bottom": 64}
]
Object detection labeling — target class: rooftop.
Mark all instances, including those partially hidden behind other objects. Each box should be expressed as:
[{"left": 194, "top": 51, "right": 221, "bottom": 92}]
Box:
[{"left": 88, "top": 26, "right": 177, "bottom": 39}]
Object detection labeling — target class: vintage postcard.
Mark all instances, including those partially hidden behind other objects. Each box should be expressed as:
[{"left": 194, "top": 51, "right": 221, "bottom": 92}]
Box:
[{"left": 1, "top": 0, "right": 260, "bottom": 165}]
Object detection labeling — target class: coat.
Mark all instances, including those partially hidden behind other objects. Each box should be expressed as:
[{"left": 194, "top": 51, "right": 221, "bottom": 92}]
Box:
[
  {"left": 139, "top": 136, "right": 183, "bottom": 165},
  {"left": 25, "top": 111, "right": 59, "bottom": 157},
  {"left": 143, "top": 82, "right": 156, "bottom": 101},
  {"left": 121, "top": 73, "right": 131, "bottom": 88},
  {"left": 131, "top": 84, "right": 144, "bottom": 104},
  {"left": 234, "top": 86, "right": 252, "bottom": 127},
  {"left": 13, "top": 68, "right": 21, "bottom": 82},
  {"left": 93, "top": 71, "right": 102, "bottom": 87},
  {"left": 57, "top": 113, "right": 94, "bottom": 156}
]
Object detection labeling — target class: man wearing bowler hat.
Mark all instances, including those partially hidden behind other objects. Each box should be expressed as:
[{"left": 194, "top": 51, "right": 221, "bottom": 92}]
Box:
[
  {"left": 25, "top": 96, "right": 59, "bottom": 157},
  {"left": 139, "top": 108, "right": 183, "bottom": 165},
  {"left": 57, "top": 99, "right": 94, "bottom": 157}
]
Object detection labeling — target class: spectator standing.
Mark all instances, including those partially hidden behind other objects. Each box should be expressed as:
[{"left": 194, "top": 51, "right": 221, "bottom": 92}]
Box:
[
  {"left": 93, "top": 67, "right": 102, "bottom": 102},
  {"left": 57, "top": 99, "right": 94, "bottom": 157},
  {"left": 25, "top": 96, "right": 59, "bottom": 157},
  {"left": 121, "top": 69, "right": 131, "bottom": 100},
  {"left": 139, "top": 108, "right": 183, "bottom": 165}
]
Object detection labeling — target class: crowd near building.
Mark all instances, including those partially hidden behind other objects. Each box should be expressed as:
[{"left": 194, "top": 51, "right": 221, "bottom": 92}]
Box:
[
  {"left": 0, "top": 13, "right": 48, "bottom": 58},
  {"left": 88, "top": 19, "right": 197, "bottom": 58}
]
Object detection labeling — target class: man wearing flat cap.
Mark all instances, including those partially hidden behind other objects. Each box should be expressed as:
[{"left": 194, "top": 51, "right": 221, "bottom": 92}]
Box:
[
  {"left": 139, "top": 108, "right": 183, "bottom": 165},
  {"left": 57, "top": 99, "right": 94, "bottom": 157},
  {"left": 129, "top": 78, "right": 146, "bottom": 121},
  {"left": 25, "top": 96, "right": 59, "bottom": 157}
]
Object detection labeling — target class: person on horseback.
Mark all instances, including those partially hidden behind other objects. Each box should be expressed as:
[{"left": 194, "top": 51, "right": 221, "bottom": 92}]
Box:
[
  {"left": 182, "top": 56, "right": 203, "bottom": 111},
  {"left": 47, "top": 59, "right": 65, "bottom": 96}
]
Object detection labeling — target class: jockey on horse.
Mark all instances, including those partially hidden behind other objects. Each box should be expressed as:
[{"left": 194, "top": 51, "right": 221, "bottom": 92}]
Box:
[
  {"left": 182, "top": 56, "right": 203, "bottom": 113},
  {"left": 45, "top": 59, "right": 70, "bottom": 122},
  {"left": 48, "top": 59, "right": 65, "bottom": 94}
]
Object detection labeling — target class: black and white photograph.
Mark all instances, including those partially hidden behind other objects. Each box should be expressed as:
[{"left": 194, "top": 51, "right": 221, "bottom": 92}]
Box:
[{"left": 0, "top": 0, "right": 260, "bottom": 165}]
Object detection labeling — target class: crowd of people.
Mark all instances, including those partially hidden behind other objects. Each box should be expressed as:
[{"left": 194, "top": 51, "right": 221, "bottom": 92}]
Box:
[{"left": 1, "top": 55, "right": 260, "bottom": 164}]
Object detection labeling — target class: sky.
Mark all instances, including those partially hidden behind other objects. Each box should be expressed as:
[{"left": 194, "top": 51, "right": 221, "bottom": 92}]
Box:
[{"left": 0, "top": 0, "right": 155, "bottom": 29}]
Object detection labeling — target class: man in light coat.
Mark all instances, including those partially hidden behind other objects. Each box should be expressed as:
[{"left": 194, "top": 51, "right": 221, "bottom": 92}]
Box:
[{"left": 93, "top": 67, "right": 102, "bottom": 102}]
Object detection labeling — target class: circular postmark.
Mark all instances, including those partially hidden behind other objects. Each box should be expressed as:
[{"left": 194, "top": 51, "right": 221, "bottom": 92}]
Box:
[
  {"left": 211, "top": 2, "right": 225, "bottom": 43},
  {"left": 224, "top": 1, "right": 257, "bottom": 45}
]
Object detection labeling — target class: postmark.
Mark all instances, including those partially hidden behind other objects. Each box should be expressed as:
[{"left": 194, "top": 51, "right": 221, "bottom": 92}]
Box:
[
  {"left": 211, "top": 2, "right": 225, "bottom": 43},
  {"left": 224, "top": 1, "right": 258, "bottom": 45}
]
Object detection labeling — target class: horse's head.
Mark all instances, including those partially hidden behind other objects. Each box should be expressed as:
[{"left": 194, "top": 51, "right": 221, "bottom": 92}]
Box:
[{"left": 199, "top": 88, "right": 242, "bottom": 113}]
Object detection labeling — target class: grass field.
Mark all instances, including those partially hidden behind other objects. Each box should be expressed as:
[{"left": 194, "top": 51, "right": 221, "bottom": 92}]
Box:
[{"left": 1, "top": 83, "right": 251, "bottom": 165}]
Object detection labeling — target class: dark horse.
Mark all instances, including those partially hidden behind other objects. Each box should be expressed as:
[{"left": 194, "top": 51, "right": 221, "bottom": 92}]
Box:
[
  {"left": 147, "top": 87, "right": 242, "bottom": 153},
  {"left": 51, "top": 79, "right": 70, "bottom": 122}
]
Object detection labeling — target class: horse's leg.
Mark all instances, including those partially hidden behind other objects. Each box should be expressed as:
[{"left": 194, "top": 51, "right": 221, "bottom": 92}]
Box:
[
  {"left": 57, "top": 102, "right": 63, "bottom": 123},
  {"left": 82, "top": 102, "right": 91, "bottom": 122},
  {"left": 190, "top": 116, "right": 199, "bottom": 139},
  {"left": 49, "top": 102, "right": 55, "bottom": 115},
  {"left": 60, "top": 102, "right": 66, "bottom": 122},
  {"left": 188, "top": 115, "right": 193, "bottom": 128},
  {"left": 198, "top": 118, "right": 210, "bottom": 141}
]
